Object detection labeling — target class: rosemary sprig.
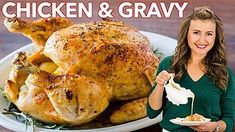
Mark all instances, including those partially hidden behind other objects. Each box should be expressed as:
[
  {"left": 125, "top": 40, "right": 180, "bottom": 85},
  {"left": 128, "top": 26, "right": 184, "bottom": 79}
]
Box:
[
  {"left": 151, "top": 47, "right": 164, "bottom": 60},
  {"left": 2, "top": 102, "right": 68, "bottom": 130},
  {"left": 0, "top": 86, "right": 6, "bottom": 97},
  {"left": 2, "top": 110, "right": 34, "bottom": 130}
]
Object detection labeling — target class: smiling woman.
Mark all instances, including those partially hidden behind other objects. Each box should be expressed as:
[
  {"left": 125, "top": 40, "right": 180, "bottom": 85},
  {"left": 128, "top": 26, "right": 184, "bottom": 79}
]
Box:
[
  {"left": 147, "top": 6, "right": 235, "bottom": 132},
  {"left": 187, "top": 19, "right": 216, "bottom": 57},
  {"left": 0, "top": 1, "right": 234, "bottom": 131}
]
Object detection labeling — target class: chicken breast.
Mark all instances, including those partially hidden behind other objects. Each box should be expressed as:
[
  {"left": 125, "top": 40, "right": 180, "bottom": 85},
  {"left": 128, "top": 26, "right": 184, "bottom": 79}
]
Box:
[{"left": 44, "top": 20, "right": 159, "bottom": 100}]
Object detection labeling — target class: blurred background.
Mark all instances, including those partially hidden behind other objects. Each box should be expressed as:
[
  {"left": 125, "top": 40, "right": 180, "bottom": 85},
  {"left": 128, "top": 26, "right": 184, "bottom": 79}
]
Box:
[{"left": 0, "top": 0, "right": 234, "bottom": 131}]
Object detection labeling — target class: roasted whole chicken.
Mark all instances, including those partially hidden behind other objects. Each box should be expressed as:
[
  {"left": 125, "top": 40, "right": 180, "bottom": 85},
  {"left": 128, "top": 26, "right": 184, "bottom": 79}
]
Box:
[{"left": 3, "top": 17, "right": 159, "bottom": 126}]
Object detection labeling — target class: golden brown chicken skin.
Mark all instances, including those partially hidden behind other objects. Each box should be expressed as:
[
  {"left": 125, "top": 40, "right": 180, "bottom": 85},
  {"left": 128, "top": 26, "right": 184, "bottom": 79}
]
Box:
[
  {"left": 4, "top": 53, "right": 110, "bottom": 125},
  {"left": 110, "top": 98, "right": 147, "bottom": 124},
  {"left": 4, "top": 17, "right": 73, "bottom": 65},
  {"left": 4, "top": 18, "right": 159, "bottom": 125},
  {"left": 25, "top": 72, "right": 110, "bottom": 125},
  {"left": 44, "top": 21, "right": 159, "bottom": 101},
  {"left": 4, "top": 17, "right": 73, "bottom": 47}
]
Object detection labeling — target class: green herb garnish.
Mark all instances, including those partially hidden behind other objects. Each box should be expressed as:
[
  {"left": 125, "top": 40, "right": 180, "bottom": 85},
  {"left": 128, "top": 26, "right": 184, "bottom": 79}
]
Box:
[
  {"left": 151, "top": 46, "right": 164, "bottom": 60},
  {"left": 0, "top": 86, "right": 6, "bottom": 97}
]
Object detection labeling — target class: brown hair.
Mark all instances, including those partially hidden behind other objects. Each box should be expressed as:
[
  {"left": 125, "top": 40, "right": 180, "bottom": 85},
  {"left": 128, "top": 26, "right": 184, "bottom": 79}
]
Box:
[{"left": 171, "top": 6, "right": 228, "bottom": 90}]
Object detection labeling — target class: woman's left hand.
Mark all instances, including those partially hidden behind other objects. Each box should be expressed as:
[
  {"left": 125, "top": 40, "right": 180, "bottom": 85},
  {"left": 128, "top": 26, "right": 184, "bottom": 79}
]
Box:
[{"left": 189, "top": 122, "right": 217, "bottom": 131}]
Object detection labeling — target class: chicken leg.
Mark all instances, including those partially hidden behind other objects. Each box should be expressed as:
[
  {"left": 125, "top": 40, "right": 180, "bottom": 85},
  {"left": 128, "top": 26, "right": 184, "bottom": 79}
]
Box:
[{"left": 4, "top": 52, "right": 111, "bottom": 125}]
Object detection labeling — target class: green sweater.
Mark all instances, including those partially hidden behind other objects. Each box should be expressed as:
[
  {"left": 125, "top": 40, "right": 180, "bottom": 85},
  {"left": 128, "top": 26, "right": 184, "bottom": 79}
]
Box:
[{"left": 147, "top": 56, "right": 235, "bottom": 132}]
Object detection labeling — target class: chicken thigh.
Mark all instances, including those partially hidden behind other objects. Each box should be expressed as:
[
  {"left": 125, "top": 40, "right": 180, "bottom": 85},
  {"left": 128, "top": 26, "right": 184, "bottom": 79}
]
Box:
[{"left": 4, "top": 52, "right": 110, "bottom": 125}]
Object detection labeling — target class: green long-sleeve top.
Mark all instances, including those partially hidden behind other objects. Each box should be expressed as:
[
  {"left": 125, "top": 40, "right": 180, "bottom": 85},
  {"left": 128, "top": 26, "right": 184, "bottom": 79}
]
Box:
[{"left": 147, "top": 56, "right": 235, "bottom": 132}]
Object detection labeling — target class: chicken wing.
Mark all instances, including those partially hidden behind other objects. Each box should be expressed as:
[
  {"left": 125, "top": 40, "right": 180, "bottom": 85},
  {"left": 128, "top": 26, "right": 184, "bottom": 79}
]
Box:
[{"left": 4, "top": 17, "right": 73, "bottom": 65}]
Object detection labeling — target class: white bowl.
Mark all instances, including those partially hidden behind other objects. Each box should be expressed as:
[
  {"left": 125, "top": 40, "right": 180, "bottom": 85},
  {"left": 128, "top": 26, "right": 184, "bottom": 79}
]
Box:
[{"left": 0, "top": 31, "right": 177, "bottom": 132}]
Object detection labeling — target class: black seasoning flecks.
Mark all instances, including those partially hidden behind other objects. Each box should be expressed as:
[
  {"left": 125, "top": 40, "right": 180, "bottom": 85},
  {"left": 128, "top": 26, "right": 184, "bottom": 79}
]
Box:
[{"left": 65, "top": 90, "right": 73, "bottom": 100}]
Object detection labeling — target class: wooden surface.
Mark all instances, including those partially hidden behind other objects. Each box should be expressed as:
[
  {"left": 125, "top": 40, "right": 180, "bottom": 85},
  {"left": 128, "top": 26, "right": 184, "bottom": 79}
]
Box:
[{"left": 0, "top": 0, "right": 234, "bottom": 131}]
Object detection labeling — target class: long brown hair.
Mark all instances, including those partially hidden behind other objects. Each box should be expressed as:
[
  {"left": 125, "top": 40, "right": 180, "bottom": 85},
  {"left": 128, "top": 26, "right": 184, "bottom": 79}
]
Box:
[{"left": 171, "top": 6, "right": 228, "bottom": 90}]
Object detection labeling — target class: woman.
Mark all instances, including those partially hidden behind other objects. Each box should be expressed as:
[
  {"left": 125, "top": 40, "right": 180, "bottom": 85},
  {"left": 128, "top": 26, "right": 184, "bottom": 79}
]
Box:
[{"left": 147, "top": 6, "right": 234, "bottom": 132}]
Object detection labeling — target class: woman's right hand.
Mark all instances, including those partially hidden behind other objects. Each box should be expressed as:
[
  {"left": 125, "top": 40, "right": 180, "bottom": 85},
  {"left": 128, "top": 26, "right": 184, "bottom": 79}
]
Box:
[
  {"left": 155, "top": 70, "right": 171, "bottom": 86},
  {"left": 148, "top": 70, "right": 172, "bottom": 110}
]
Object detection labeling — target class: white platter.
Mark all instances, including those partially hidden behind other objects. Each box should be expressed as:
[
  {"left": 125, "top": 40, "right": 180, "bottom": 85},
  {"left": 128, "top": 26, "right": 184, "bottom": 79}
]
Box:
[{"left": 0, "top": 31, "right": 177, "bottom": 132}]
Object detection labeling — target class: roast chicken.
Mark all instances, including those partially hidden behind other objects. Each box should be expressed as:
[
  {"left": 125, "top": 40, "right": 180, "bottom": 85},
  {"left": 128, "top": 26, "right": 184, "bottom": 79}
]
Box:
[{"left": 4, "top": 17, "right": 159, "bottom": 126}]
